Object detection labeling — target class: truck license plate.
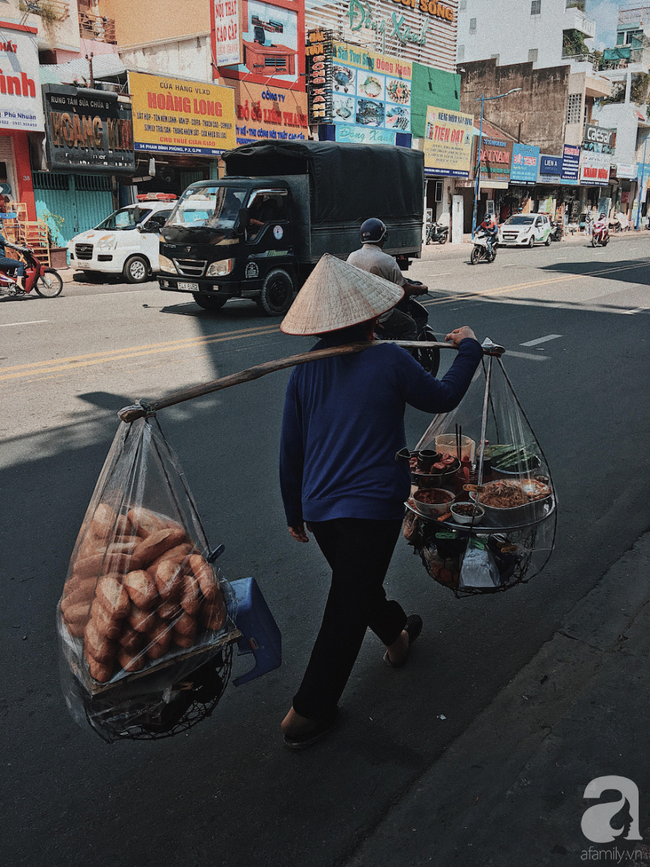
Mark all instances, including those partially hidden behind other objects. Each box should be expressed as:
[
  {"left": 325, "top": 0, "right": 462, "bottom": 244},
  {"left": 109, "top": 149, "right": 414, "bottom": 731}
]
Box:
[{"left": 178, "top": 281, "right": 199, "bottom": 291}]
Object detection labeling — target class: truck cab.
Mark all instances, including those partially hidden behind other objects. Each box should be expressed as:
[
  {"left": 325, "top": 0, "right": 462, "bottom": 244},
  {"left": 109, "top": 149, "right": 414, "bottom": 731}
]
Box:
[{"left": 159, "top": 179, "right": 298, "bottom": 314}]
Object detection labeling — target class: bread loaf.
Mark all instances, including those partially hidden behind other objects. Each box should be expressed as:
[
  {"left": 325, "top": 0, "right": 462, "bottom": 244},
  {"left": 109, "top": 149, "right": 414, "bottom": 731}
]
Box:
[
  {"left": 96, "top": 574, "right": 130, "bottom": 620},
  {"left": 117, "top": 647, "right": 145, "bottom": 672},
  {"left": 74, "top": 551, "right": 134, "bottom": 580},
  {"left": 133, "top": 528, "right": 188, "bottom": 569},
  {"left": 180, "top": 572, "right": 201, "bottom": 616},
  {"left": 158, "top": 600, "right": 182, "bottom": 621},
  {"left": 189, "top": 554, "right": 217, "bottom": 601},
  {"left": 87, "top": 654, "right": 114, "bottom": 683},
  {"left": 128, "top": 603, "right": 159, "bottom": 634},
  {"left": 89, "top": 598, "right": 122, "bottom": 640},
  {"left": 84, "top": 619, "right": 117, "bottom": 665},
  {"left": 123, "top": 569, "right": 157, "bottom": 610},
  {"left": 153, "top": 559, "right": 186, "bottom": 602},
  {"left": 119, "top": 623, "right": 144, "bottom": 654},
  {"left": 200, "top": 597, "right": 226, "bottom": 632},
  {"left": 127, "top": 506, "right": 182, "bottom": 539},
  {"left": 145, "top": 622, "right": 172, "bottom": 659},
  {"left": 173, "top": 611, "right": 197, "bottom": 639}
]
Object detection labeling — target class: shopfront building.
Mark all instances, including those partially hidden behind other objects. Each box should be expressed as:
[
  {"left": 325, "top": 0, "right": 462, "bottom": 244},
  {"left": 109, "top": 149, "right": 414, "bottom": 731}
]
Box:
[
  {"left": 128, "top": 71, "right": 237, "bottom": 195},
  {"left": 36, "top": 84, "right": 135, "bottom": 244},
  {"left": 0, "top": 20, "right": 44, "bottom": 219}
]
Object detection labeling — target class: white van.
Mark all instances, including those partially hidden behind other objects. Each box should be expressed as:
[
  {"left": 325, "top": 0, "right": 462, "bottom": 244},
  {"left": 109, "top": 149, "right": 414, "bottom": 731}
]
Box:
[
  {"left": 499, "top": 213, "right": 552, "bottom": 248},
  {"left": 68, "top": 195, "right": 177, "bottom": 283}
]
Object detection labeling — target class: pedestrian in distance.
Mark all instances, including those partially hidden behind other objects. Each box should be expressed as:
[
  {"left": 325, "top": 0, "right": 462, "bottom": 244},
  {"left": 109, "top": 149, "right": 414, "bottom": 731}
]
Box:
[{"left": 278, "top": 254, "right": 483, "bottom": 749}]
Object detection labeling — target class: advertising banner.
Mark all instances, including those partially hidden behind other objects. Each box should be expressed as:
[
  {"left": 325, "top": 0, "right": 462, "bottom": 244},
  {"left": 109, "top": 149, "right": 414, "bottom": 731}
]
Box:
[
  {"left": 218, "top": 0, "right": 301, "bottom": 86},
  {"left": 583, "top": 123, "right": 616, "bottom": 155},
  {"left": 479, "top": 135, "right": 513, "bottom": 188},
  {"left": 212, "top": 0, "right": 242, "bottom": 66},
  {"left": 580, "top": 150, "right": 610, "bottom": 186},
  {"left": 233, "top": 80, "right": 308, "bottom": 145},
  {"left": 306, "top": 28, "right": 333, "bottom": 123},
  {"left": 329, "top": 41, "right": 412, "bottom": 133},
  {"left": 540, "top": 154, "right": 562, "bottom": 175},
  {"left": 561, "top": 143, "right": 580, "bottom": 184},
  {"left": 423, "top": 106, "right": 473, "bottom": 177},
  {"left": 616, "top": 163, "right": 637, "bottom": 179},
  {"left": 335, "top": 125, "right": 395, "bottom": 145},
  {"left": 0, "top": 23, "right": 44, "bottom": 132},
  {"left": 129, "top": 72, "right": 236, "bottom": 156},
  {"left": 510, "top": 143, "right": 539, "bottom": 184},
  {"left": 43, "top": 85, "right": 134, "bottom": 174}
]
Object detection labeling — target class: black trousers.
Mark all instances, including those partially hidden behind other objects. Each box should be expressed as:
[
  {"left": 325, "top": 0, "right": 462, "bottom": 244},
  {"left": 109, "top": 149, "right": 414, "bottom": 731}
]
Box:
[{"left": 292, "top": 517, "right": 407, "bottom": 721}]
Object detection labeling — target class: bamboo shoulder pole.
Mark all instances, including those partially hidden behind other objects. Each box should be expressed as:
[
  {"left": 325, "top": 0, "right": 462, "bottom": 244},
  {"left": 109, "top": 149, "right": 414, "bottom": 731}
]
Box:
[{"left": 117, "top": 339, "right": 498, "bottom": 424}]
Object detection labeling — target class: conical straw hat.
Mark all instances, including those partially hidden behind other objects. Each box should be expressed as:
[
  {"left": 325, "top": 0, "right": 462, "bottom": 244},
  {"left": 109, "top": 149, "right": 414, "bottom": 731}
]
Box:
[{"left": 281, "top": 253, "right": 405, "bottom": 335}]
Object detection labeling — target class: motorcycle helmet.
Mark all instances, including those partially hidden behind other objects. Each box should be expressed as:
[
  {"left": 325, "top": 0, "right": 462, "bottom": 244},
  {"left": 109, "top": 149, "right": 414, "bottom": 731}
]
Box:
[
  {"left": 360, "top": 218, "right": 387, "bottom": 245},
  {"left": 600, "top": 213, "right": 606, "bottom": 219}
]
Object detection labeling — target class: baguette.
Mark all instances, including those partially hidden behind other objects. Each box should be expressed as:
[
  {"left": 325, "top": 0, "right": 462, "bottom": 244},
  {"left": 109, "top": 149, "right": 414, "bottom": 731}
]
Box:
[
  {"left": 123, "top": 569, "right": 158, "bottom": 610},
  {"left": 74, "top": 551, "right": 134, "bottom": 580},
  {"left": 153, "top": 559, "right": 186, "bottom": 602},
  {"left": 172, "top": 631, "right": 195, "bottom": 649},
  {"left": 188, "top": 554, "right": 217, "bottom": 601},
  {"left": 180, "top": 572, "right": 202, "bottom": 616},
  {"left": 61, "top": 582, "right": 95, "bottom": 614},
  {"left": 127, "top": 506, "right": 182, "bottom": 539},
  {"left": 148, "top": 542, "right": 194, "bottom": 575},
  {"left": 128, "top": 603, "right": 160, "bottom": 634},
  {"left": 87, "top": 654, "right": 114, "bottom": 683},
  {"left": 173, "top": 611, "right": 197, "bottom": 639},
  {"left": 133, "top": 528, "right": 188, "bottom": 569},
  {"left": 62, "top": 574, "right": 97, "bottom": 601},
  {"left": 89, "top": 598, "right": 123, "bottom": 640},
  {"left": 84, "top": 619, "right": 117, "bottom": 665},
  {"left": 62, "top": 601, "right": 91, "bottom": 638},
  {"left": 90, "top": 503, "right": 131, "bottom": 539},
  {"left": 96, "top": 574, "right": 130, "bottom": 620},
  {"left": 145, "top": 622, "right": 172, "bottom": 659},
  {"left": 118, "top": 623, "right": 144, "bottom": 654},
  {"left": 158, "top": 600, "right": 182, "bottom": 621},
  {"left": 117, "top": 646, "right": 145, "bottom": 673},
  {"left": 200, "top": 597, "right": 226, "bottom": 632}
]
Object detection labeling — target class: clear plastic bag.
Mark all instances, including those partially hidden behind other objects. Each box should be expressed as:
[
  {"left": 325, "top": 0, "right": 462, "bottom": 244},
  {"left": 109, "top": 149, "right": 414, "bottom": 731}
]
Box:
[
  {"left": 57, "top": 416, "right": 241, "bottom": 741},
  {"left": 403, "top": 346, "right": 556, "bottom": 596}
]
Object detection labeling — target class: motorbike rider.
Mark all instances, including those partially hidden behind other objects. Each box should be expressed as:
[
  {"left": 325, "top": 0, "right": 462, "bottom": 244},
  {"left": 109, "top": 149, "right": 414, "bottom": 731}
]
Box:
[
  {"left": 593, "top": 212, "right": 608, "bottom": 238},
  {"left": 0, "top": 225, "right": 26, "bottom": 291},
  {"left": 478, "top": 212, "right": 499, "bottom": 257},
  {"left": 347, "top": 218, "right": 428, "bottom": 341}
]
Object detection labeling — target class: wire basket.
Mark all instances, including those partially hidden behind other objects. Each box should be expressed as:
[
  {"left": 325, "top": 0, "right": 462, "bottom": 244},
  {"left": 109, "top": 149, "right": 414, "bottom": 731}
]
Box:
[{"left": 73, "top": 645, "right": 234, "bottom": 743}]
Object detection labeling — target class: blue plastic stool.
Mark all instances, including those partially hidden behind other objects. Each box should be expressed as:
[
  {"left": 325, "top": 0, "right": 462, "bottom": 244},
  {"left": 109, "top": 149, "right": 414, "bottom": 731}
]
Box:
[{"left": 230, "top": 577, "right": 282, "bottom": 687}]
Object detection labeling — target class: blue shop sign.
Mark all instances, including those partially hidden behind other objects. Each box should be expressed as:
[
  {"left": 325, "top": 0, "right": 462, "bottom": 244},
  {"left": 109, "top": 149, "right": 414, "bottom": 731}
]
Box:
[
  {"left": 511, "top": 143, "right": 540, "bottom": 184},
  {"left": 561, "top": 144, "right": 580, "bottom": 185},
  {"left": 540, "top": 154, "right": 563, "bottom": 175}
]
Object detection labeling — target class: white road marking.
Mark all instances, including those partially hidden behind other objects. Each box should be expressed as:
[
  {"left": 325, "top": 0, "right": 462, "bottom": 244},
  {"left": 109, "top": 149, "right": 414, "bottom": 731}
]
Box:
[
  {"left": 520, "top": 333, "right": 562, "bottom": 347},
  {"left": 506, "top": 350, "right": 549, "bottom": 362},
  {"left": 429, "top": 272, "right": 452, "bottom": 277},
  {"left": 624, "top": 307, "right": 649, "bottom": 315},
  {"left": 0, "top": 319, "right": 49, "bottom": 327},
  {"left": 501, "top": 263, "right": 517, "bottom": 267}
]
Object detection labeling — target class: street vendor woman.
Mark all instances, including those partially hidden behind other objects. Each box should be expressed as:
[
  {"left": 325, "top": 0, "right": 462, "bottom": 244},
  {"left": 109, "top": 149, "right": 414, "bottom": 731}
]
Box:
[{"left": 278, "top": 254, "right": 483, "bottom": 749}]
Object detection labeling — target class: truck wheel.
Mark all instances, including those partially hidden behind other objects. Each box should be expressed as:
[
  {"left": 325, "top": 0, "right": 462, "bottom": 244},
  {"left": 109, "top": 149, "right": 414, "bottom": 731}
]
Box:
[
  {"left": 258, "top": 268, "right": 294, "bottom": 316},
  {"left": 123, "top": 255, "right": 150, "bottom": 284},
  {"left": 193, "top": 293, "right": 227, "bottom": 311}
]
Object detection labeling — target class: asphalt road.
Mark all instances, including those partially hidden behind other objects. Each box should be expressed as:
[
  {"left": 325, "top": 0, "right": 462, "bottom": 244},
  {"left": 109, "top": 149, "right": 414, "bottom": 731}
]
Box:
[{"left": 1, "top": 234, "right": 649, "bottom": 866}]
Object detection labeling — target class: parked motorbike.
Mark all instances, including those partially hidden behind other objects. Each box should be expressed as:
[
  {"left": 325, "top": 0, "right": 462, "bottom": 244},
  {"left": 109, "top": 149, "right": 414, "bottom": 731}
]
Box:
[
  {"left": 470, "top": 229, "right": 497, "bottom": 264},
  {"left": 376, "top": 293, "right": 440, "bottom": 377},
  {"left": 591, "top": 224, "right": 609, "bottom": 247},
  {"left": 550, "top": 220, "right": 563, "bottom": 242},
  {"left": 0, "top": 245, "right": 63, "bottom": 298},
  {"left": 426, "top": 221, "right": 449, "bottom": 245}
]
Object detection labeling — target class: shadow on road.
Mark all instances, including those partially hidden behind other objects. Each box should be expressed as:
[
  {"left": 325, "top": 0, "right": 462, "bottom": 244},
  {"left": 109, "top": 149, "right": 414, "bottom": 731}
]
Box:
[{"left": 2, "top": 293, "right": 650, "bottom": 866}]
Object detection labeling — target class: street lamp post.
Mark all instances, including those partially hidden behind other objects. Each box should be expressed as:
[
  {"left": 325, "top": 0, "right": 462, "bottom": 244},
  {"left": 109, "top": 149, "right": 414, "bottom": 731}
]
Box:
[{"left": 471, "top": 88, "right": 522, "bottom": 239}]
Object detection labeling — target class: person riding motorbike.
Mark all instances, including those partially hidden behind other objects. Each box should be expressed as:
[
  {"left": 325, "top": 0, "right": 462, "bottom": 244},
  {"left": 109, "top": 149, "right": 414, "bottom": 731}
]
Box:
[
  {"left": 346, "top": 218, "right": 428, "bottom": 342},
  {"left": 478, "top": 213, "right": 499, "bottom": 257},
  {"left": 593, "top": 213, "right": 608, "bottom": 239},
  {"left": 0, "top": 226, "right": 26, "bottom": 291}
]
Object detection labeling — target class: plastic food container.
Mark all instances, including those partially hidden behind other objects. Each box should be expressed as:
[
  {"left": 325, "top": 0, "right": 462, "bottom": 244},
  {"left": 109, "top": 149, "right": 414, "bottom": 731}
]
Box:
[
  {"left": 434, "top": 434, "right": 475, "bottom": 462},
  {"left": 450, "top": 502, "right": 485, "bottom": 526}
]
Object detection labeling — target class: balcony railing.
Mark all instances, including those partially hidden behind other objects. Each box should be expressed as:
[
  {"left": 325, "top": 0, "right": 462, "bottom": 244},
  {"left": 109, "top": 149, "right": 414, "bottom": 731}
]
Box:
[
  {"left": 79, "top": 11, "right": 117, "bottom": 44},
  {"left": 562, "top": 51, "right": 596, "bottom": 66},
  {"left": 19, "top": 0, "right": 70, "bottom": 23}
]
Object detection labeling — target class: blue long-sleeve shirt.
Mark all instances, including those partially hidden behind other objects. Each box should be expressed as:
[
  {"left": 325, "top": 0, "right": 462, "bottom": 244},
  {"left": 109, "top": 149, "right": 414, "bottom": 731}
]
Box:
[{"left": 279, "top": 336, "right": 483, "bottom": 527}]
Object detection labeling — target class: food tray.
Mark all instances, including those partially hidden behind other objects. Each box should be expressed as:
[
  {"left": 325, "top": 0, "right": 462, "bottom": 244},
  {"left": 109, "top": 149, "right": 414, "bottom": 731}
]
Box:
[{"left": 405, "top": 498, "right": 556, "bottom": 533}]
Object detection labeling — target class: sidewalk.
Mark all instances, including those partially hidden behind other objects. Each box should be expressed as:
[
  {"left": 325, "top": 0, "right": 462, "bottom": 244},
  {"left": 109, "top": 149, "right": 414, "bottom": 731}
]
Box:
[{"left": 343, "top": 530, "right": 650, "bottom": 866}]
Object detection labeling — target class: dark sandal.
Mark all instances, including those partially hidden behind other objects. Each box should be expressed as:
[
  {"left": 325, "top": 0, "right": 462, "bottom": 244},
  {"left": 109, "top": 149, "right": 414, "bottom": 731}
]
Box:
[
  {"left": 383, "top": 614, "right": 423, "bottom": 668},
  {"left": 283, "top": 713, "right": 338, "bottom": 750}
]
